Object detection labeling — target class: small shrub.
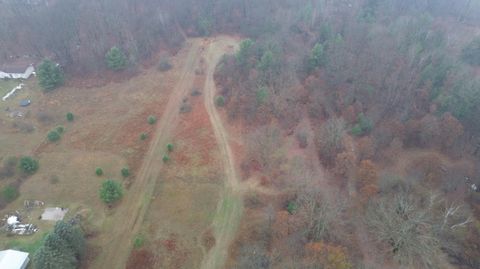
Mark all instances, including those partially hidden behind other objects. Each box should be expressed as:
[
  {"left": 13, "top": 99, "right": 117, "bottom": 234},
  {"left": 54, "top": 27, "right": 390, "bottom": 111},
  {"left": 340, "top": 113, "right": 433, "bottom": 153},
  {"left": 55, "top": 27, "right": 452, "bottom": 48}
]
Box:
[
  {"left": 37, "top": 111, "right": 54, "bottom": 125},
  {"left": 66, "top": 112, "right": 74, "bottom": 122},
  {"left": 191, "top": 89, "right": 202, "bottom": 96},
  {"left": 0, "top": 157, "right": 17, "bottom": 179},
  {"left": 162, "top": 154, "right": 170, "bottom": 163},
  {"left": 95, "top": 168, "right": 103, "bottom": 176},
  {"left": 121, "top": 168, "right": 130, "bottom": 178},
  {"left": 256, "top": 87, "right": 268, "bottom": 104},
  {"left": 158, "top": 58, "right": 172, "bottom": 72},
  {"left": 351, "top": 113, "right": 373, "bottom": 136},
  {"left": 147, "top": 115, "right": 157, "bottom": 125},
  {"left": 56, "top": 126, "right": 65, "bottom": 134},
  {"left": 19, "top": 156, "right": 39, "bottom": 174},
  {"left": 2, "top": 185, "right": 19, "bottom": 203},
  {"left": 133, "top": 234, "right": 145, "bottom": 248},
  {"left": 167, "top": 143, "right": 174, "bottom": 152},
  {"left": 47, "top": 130, "right": 61, "bottom": 142},
  {"left": 140, "top": 133, "right": 148, "bottom": 140},
  {"left": 358, "top": 113, "right": 373, "bottom": 133},
  {"left": 99, "top": 180, "right": 124, "bottom": 204},
  {"left": 12, "top": 121, "right": 34, "bottom": 133},
  {"left": 286, "top": 201, "right": 297, "bottom": 214},
  {"left": 215, "top": 96, "right": 225, "bottom": 107},
  {"left": 351, "top": 124, "right": 364, "bottom": 136},
  {"left": 179, "top": 103, "right": 192, "bottom": 113}
]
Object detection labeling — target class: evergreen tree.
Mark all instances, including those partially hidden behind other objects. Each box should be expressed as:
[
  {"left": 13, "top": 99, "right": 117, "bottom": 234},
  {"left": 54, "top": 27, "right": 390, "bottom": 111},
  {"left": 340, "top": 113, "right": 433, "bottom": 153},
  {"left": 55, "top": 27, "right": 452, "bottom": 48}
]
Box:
[
  {"left": 105, "top": 46, "right": 127, "bottom": 71},
  {"left": 54, "top": 221, "right": 86, "bottom": 258},
  {"left": 236, "top": 39, "right": 254, "bottom": 69},
  {"left": 257, "top": 50, "right": 274, "bottom": 72},
  {"left": 37, "top": 59, "right": 64, "bottom": 91},
  {"left": 34, "top": 245, "right": 77, "bottom": 269},
  {"left": 19, "top": 156, "right": 39, "bottom": 174},
  {"left": 99, "top": 179, "right": 124, "bottom": 204},
  {"left": 309, "top": 43, "right": 326, "bottom": 70},
  {"left": 33, "top": 221, "right": 85, "bottom": 269}
]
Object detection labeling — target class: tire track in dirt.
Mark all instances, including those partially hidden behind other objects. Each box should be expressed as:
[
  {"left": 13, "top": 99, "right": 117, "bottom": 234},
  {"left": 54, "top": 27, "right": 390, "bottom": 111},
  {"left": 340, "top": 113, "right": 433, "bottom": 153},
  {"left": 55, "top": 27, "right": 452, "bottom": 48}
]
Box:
[
  {"left": 92, "top": 40, "right": 201, "bottom": 269},
  {"left": 200, "top": 37, "right": 242, "bottom": 269}
]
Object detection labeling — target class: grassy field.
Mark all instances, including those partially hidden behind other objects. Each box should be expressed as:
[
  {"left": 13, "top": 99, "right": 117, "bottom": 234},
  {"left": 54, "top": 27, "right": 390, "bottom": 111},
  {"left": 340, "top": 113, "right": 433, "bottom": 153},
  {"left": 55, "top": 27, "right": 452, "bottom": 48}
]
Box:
[
  {"left": 127, "top": 80, "right": 225, "bottom": 268},
  {"left": 0, "top": 48, "right": 179, "bottom": 261},
  {"left": 0, "top": 79, "right": 20, "bottom": 96},
  {"left": 0, "top": 38, "right": 242, "bottom": 269}
]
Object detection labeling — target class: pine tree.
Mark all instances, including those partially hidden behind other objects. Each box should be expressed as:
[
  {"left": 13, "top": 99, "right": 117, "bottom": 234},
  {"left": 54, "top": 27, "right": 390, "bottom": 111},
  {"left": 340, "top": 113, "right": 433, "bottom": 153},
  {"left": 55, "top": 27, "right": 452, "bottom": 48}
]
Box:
[
  {"left": 105, "top": 46, "right": 127, "bottom": 71},
  {"left": 37, "top": 59, "right": 64, "bottom": 91},
  {"left": 34, "top": 245, "right": 77, "bottom": 269},
  {"left": 54, "top": 221, "right": 86, "bottom": 258},
  {"left": 99, "top": 179, "right": 124, "bottom": 204},
  {"left": 308, "top": 43, "right": 326, "bottom": 70},
  {"left": 33, "top": 221, "right": 86, "bottom": 269}
]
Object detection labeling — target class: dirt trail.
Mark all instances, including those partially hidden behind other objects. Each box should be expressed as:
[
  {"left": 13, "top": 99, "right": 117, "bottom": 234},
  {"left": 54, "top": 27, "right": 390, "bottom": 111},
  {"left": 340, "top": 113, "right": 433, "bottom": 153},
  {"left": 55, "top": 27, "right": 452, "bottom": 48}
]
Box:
[
  {"left": 200, "top": 37, "right": 242, "bottom": 269},
  {"left": 92, "top": 40, "right": 201, "bottom": 269}
]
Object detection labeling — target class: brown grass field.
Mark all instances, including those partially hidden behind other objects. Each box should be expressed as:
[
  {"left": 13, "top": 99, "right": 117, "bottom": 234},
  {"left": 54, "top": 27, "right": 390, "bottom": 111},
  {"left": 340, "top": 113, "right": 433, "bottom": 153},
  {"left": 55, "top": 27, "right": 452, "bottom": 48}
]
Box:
[
  {"left": 0, "top": 41, "right": 184, "bottom": 261},
  {"left": 0, "top": 37, "right": 243, "bottom": 269}
]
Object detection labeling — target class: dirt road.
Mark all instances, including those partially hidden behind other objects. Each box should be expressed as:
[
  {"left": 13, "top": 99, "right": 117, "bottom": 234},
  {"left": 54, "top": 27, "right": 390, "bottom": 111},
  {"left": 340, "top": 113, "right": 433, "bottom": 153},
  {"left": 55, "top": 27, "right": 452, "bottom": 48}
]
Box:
[
  {"left": 200, "top": 37, "right": 243, "bottom": 269},
  {"left": 92, "top": 40, "right": 201, "bottom": 269}
]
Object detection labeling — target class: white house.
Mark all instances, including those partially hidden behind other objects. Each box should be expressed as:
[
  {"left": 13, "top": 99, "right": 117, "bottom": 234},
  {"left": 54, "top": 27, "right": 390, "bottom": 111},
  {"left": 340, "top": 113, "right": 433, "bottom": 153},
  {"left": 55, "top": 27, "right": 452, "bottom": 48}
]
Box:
[
  {"left": 0, "top": 249, "right": 30, "bottom": 269},
  {"left": 0, "top": 64, "right": 35, "bottom": 79}
]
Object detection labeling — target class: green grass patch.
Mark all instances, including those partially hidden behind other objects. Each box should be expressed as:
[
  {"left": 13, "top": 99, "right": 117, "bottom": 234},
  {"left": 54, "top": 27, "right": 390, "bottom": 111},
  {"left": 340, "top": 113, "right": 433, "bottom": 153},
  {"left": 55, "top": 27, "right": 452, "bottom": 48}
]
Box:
[
  {"left": 133, "top": 234, "right": 145, "bottom": 248},
  {"left": 5, "top": 233, "right": 47, "bottom": 255},
  {"left": 0, "top": 80, "right": 20, "bottom": 96}
]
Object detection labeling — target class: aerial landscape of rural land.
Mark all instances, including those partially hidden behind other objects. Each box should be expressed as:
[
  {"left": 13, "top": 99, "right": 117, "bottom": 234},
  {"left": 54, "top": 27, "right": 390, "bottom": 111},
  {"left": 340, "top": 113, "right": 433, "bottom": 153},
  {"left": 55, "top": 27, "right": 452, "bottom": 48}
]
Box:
[{"left": 1, "top": 1, "right": 480, "bottom": 269}]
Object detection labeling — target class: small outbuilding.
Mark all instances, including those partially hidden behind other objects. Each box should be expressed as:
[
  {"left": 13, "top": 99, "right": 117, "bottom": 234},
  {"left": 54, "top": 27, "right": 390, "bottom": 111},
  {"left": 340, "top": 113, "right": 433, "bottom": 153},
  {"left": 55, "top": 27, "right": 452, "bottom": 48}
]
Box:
[
  {"left": 0, "top": 249, "right": 30, "bottom": 269},
  {"left": 41, "top": 207, "right": 68, "bottom": 221}
]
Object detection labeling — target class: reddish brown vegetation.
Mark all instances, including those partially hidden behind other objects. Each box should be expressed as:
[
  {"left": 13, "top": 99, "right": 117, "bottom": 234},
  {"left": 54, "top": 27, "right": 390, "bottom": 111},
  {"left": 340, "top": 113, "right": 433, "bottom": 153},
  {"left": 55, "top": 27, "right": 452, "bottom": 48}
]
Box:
[
  {"left": 126, "top": 249, "right": 156, "bottom": 269},
  {"left": 304, "top": 242, "right": 352, "bottom": 269}
]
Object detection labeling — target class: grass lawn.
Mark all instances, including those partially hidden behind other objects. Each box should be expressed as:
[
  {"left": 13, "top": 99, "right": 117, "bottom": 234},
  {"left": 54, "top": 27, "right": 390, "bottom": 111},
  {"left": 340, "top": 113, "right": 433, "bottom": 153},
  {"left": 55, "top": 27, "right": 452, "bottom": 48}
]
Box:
[
  {"left": 0, "top": 79, "right": 22, "bottom": 97},
  {"left": 3, "top": 232, "right": 47, "bottom": 255}
]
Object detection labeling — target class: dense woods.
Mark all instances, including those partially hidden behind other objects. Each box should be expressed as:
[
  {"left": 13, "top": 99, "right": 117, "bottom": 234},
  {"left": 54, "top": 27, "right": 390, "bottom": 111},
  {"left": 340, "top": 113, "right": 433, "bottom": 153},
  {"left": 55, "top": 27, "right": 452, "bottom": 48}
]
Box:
[
  {"left": 2, "top": 0, "right": 480, "bottom": 268},
  {"left": 211, "top": 1, "right": 480, "bottom": 268}
]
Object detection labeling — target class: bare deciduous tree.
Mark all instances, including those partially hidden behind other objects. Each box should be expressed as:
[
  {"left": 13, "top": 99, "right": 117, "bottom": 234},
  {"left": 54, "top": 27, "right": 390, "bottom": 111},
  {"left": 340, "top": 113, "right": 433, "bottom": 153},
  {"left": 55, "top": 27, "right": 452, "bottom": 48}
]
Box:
[
  {"left": 316, "top": 118, "right": 346, "bottom": 165},
  {"left": 366, "top": 189, "right": 473, "bottom": 268}
]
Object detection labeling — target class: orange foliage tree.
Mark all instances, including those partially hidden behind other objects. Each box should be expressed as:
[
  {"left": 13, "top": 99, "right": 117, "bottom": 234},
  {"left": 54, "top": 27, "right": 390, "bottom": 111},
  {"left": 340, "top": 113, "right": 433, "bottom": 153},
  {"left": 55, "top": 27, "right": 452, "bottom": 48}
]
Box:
[
  {"left": 304, "top": 241, "right": 352, "bottom": 269},
  {"left": 356, "top": 160, "right": 379, "bottom": 200},
  {"left": 356, "top": 136, "right": 375, "bottom": 160},
  {"left": 440, "top": 112, "right": 464, "bottom": 150},
  {"left": 334, "top": 151, "right": 356, "bottom": 178}
]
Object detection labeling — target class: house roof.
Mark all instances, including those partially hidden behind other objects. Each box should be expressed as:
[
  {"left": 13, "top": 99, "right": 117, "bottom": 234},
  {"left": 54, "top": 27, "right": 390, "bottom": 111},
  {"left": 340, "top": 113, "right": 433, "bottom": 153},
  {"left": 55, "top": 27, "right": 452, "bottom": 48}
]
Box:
[
  {"left": 0, "top": 60, "right": 33, "bottom": 73},
  {"left": 0, "top": 249, "right": 29, "bottom": 269}
]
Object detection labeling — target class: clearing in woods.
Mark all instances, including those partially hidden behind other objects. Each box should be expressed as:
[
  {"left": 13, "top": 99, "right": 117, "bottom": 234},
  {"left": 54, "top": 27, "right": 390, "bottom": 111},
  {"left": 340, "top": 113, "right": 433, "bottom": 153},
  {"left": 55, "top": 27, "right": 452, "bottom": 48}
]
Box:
[
  {"left": 92, "top": 39, "right": 201, "bottom": 269},
  {"left": 95, "top": 36, "right": 242, "bottom": 269}
]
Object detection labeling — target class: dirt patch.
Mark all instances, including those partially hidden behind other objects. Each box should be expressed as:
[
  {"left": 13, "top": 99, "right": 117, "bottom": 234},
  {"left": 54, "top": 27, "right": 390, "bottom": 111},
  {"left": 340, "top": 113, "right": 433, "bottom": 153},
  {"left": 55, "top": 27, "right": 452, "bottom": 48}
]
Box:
[
  {"left": 126, "top": 248, "right": 156, "bottom": 269},
  {"left": 202, "top": 228, "right": 216, "bottom": 252}
]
